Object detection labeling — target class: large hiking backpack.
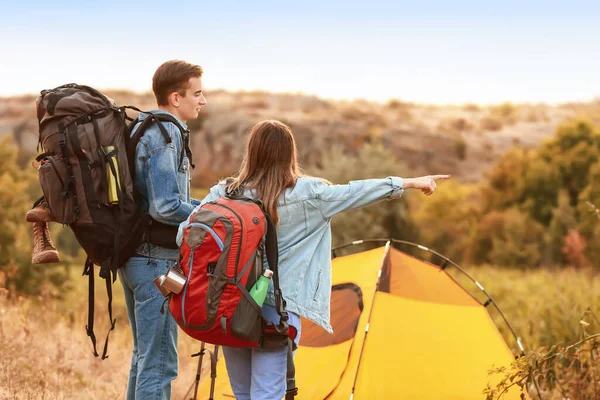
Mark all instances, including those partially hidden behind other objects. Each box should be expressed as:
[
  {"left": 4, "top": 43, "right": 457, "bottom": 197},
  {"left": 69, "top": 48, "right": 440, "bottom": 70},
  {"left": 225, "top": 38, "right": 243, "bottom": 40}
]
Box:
[
  {"left": 171, "top": 191, "right": 299, "bottom": 399},
  {"left": 35, "top": 83, "right": 193, "bottom": 358},
  {"left": 36, "top": 84, "right": 142, "bottom": 267}
]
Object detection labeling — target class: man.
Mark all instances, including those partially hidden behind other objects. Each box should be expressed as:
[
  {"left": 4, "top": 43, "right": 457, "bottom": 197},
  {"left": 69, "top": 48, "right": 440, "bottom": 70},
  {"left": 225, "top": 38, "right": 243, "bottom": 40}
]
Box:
[{"left": 119, "top": 60, "right": 206, "bottom": 400}]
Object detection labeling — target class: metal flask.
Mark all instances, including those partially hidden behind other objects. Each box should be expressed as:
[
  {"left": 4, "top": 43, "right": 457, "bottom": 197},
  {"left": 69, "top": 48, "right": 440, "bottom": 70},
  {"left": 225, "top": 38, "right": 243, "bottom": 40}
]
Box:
[{"left": 154, "top": 268, "right": 187, "bottom": 297}]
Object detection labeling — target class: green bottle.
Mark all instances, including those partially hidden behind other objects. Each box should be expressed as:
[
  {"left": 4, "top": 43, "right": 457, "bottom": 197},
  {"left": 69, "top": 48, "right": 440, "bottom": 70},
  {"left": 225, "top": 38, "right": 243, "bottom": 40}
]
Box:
[{"left": 249, "top": 269, "right": 273, "bottom": 306}]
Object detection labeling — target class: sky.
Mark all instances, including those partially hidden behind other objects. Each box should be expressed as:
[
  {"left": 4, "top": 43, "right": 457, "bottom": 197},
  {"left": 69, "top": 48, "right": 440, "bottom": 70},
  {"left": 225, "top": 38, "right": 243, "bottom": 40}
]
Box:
[{"left": 1, "top": 0, "right": 599, "bottom": 105}]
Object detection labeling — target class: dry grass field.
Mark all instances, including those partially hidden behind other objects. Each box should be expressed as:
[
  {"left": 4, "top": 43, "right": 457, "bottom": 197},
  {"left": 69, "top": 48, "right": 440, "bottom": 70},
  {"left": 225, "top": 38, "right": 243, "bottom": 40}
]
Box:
[{"left": 1, "top": 262, "right": 598, "bottom": 399}]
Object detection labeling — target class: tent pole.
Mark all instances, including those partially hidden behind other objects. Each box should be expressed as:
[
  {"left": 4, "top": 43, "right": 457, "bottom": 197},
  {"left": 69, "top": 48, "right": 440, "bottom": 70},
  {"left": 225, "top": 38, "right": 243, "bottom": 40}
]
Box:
[{"left": 348, "top": 241, "right": 390, "bottom": 399}]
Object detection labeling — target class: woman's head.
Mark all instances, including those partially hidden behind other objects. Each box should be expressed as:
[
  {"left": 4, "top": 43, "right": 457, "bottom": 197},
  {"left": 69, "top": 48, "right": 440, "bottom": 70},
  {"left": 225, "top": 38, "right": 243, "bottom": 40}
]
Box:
[{"left": 228, "top": 120, "right": 303, "bottom": 225}]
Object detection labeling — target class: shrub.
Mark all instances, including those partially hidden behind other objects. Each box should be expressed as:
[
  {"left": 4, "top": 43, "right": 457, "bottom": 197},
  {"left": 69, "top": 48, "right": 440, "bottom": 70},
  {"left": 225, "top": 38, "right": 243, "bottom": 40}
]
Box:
[
  {"left": 308, "top": 143, "right": 419, "bottom": 250},
  {"left": 0, "top": 137, "right": 70, "bottom": 298},
  {"left": 480, "top": 116, "right": 504, "bottom": 131},
  {"left": 463, "top": 103, "right": 481, "bottom": 112},
  {"left": 454, "top": 135, "right": 467, "bottom": 160},
  {"left": 410, "top": 179, "right": 476, "bottom": 263},
  {"left": 491, "top": 102, "right": 518, "bottom": 124},
  {"left": 485, "top": 310, "right": 600, "bottom": 400},
  {"left": 470, "top": 208, "right": 544, "bottom": 267},
  {"left": 561, "top": 229, "right": 588, "bottom": 267}
]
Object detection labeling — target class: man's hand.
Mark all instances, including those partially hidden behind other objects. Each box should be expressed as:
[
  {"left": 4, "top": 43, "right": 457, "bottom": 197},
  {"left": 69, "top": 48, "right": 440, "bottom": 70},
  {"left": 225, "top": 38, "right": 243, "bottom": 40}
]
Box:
[{"left": 403, "top": 175, "right": 451, "bottom": 196}]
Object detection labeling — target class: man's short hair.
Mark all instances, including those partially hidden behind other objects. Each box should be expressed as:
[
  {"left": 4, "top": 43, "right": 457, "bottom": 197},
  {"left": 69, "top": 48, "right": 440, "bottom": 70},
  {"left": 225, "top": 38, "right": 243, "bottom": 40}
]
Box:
[{"left": 152, "top": 60, "right": 204, "bottom": 106}]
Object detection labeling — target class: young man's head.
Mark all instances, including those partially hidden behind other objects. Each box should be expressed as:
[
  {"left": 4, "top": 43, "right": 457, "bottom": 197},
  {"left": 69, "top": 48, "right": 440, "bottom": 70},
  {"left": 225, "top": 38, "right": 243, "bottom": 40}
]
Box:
[{"left": 152, "top": 60, "right": 207, "bottom": 122}]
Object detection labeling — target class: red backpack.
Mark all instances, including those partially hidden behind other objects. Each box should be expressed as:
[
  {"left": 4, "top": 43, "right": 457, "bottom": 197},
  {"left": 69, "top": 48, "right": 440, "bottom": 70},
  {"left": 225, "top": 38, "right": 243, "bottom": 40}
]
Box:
[{"left": 168, "top": 191, "right": 298, "bottom": 399}]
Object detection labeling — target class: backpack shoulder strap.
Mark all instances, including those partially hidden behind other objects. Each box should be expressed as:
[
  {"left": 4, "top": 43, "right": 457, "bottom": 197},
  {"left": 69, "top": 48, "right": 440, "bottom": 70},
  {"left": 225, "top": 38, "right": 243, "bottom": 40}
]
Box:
[
  {"left": 152, "top": 113, "right": 187, "bottom": 134},
  {"left": 263, "top": 219, "right": 298, "bottom": 400},
  {"left": 264, "top": 213, "right": 289, "bottom": 331},
  {"left": 126, "top": 112, "right": 194, "bottom": 171},
  {"left": 125, "top": 113, "right": 172, "bottom": 177},
  {"left": 152, "top": 113, "right": 195, "bottom": 170}
]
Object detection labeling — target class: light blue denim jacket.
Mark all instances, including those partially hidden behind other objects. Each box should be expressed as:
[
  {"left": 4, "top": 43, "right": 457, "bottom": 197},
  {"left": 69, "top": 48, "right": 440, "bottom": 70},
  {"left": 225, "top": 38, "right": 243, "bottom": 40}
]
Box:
[
  {"left": 177, "top": 176, "right": 404, "bottom": 332},
  {"left": 132, "top": 110, "right": 200, "bottom": 260}
]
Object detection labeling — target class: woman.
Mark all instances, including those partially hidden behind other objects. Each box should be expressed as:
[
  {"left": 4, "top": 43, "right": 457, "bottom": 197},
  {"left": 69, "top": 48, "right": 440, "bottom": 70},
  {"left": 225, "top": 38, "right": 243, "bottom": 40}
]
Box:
[{"left": 177, "top": 120, "right": 450, "bottom": 400}]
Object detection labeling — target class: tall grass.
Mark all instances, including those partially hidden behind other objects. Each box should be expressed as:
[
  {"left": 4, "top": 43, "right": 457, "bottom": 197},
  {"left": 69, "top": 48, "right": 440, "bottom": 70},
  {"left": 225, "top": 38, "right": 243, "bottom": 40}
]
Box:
[
  {"left": 448, "top": 265, "right": 600, "bottom": 352},
  {"left": 1, "top": 264, "right": 598, "bottom": 399},
  {"left": 0, "top": 265, "right": 209, "bottom": 400}
]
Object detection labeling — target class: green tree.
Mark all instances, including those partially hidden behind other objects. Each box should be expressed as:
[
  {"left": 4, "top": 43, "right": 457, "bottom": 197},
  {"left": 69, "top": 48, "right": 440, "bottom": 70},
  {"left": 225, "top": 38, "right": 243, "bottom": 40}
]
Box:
[
  {"left": 410, "top": 179, "right": 478, "bottom": 263},
  {"left": 577, "top": 161, "right": 600, "bottom": 236},
  {"left": 547, "top": 190, "right": 578, "bottom": 265},
  {"left": 538, "top": 119, "right": 600, "bottom": 208},
  {"left": 577, "top": 161, "right": 600, "bottom": 268},
  {"left": 0, "top": 137, "right": 33, "bottom": 267},
  {"left": 481, "top": 147, "right": 529, "bottom": 212},
  {"left": 520, "top": 156, "right": 561, "bottom": 225},
  {"left": 477, "top": 119, "right": 600, "bottom": 268},
  {"left": 0, "top": 137, "right": 70, "bottom": 297},
  {"left": 471, "top": 208, "right": 544, "bottom": 267},
  {"left": 482, "top": 146, "right": 561, "bottom": 226}
]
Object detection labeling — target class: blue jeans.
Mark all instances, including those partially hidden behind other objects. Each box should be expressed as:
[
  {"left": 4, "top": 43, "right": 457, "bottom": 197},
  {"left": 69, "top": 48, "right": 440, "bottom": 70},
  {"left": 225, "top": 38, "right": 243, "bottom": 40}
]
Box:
[
  {"left": 119, "top": 256, "right": 179, "bottom": 400},
  {"left": 222, "top": 305, "right": 302, "bottom": 400}
]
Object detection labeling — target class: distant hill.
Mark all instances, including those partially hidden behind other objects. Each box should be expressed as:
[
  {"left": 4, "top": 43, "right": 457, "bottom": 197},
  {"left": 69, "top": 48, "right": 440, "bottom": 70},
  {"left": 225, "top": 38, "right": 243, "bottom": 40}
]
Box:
[{"left": 1, "top": 89, "right": 599, "bottom": 186}]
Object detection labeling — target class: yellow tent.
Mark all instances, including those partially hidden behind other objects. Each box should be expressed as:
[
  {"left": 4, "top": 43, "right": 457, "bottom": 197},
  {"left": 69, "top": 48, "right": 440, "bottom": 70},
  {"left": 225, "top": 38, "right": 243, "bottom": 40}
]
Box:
[{"left": 194, "top": 242, "right": 526, "bottom": 399}]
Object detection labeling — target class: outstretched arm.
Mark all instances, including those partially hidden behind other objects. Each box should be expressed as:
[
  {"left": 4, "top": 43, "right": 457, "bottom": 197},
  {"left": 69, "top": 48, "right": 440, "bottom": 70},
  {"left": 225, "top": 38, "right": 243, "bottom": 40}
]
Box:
[{"left": 312, "top": 175, "right": 451, "bottom": 220}]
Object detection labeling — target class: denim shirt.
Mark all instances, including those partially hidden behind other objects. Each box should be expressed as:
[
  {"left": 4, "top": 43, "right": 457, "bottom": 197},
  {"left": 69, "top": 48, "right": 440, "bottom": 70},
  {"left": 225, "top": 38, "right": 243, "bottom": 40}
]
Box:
[
  {"left": 177, "top": 176, "right": 404, "bottom": 333},
  {"left": 132, "top": 110, "right": 200, "bottom": 260}
]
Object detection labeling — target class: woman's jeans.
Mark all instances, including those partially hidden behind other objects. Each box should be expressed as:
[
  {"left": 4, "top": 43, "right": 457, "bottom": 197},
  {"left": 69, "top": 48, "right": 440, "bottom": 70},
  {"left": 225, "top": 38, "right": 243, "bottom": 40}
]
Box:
[
  {"left": 119, "top": 256, "right": 179, "bottom": 400},
  {"left": 222, "top": 305, "right": 302, "bottom": 400}
]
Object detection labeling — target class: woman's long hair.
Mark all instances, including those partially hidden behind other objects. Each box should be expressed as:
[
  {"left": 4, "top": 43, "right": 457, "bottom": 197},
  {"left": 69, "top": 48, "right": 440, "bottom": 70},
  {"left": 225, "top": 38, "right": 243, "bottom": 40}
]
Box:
[{"left": 227, "top": 120, "right": 304, "bottom": 226}]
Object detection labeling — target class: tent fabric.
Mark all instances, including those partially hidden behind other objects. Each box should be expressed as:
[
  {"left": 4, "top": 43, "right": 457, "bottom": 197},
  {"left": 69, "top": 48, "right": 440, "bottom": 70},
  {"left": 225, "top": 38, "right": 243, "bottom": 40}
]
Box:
[
  {"left": 196, "top": 245, "right": 524, "bottom": 399},
  {"left": 381, "top": 248, "right": 481, "bottom": 307},
  {"left": 354, "top": 293, "right": 520, "bottom": 398}
]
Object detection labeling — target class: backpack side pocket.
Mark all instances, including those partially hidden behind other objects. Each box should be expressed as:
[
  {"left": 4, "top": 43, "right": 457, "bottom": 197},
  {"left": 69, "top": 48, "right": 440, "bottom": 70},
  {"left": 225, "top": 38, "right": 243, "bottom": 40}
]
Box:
[
  {"left": 230, "top": 284, "right": 263, "bottom": 342},
  {"left": 38, "top": 155, "right": 75, "bottom": 224}
]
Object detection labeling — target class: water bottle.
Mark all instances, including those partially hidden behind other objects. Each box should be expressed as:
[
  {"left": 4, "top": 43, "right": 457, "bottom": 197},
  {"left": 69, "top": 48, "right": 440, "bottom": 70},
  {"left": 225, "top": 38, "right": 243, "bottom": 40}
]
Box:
[
  {"left": 103, "top": 146, "right": 120, "bottom": 204},
  {"left": 249, "top": 269, "right": 273, "bottom": 306}
]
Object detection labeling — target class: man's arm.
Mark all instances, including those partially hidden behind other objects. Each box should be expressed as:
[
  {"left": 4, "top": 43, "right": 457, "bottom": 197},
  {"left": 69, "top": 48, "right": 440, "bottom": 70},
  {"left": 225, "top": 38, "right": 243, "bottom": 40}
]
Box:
[
  {"left": 177, "top": 183, "right": 226, "bottom": 246},
  {"left": 145, "top": 143, "right": 195, "bottom": 225}
]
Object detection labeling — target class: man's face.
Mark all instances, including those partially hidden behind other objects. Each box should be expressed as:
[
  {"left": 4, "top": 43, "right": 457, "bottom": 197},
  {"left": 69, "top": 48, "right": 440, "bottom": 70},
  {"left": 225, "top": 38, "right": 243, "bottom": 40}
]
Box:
[{"left": 175, "top": 76, "right": 206, "bottom": 122}]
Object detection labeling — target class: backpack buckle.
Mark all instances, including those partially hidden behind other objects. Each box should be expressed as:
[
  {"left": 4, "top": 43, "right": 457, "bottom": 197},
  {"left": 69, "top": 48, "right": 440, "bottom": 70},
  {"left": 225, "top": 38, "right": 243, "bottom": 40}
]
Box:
[
  {"left": 76, "top": 115, "right": 92, "bottom": 125},
  {"left": 279, "top": 310, "right": 289, "bottom": 322}
]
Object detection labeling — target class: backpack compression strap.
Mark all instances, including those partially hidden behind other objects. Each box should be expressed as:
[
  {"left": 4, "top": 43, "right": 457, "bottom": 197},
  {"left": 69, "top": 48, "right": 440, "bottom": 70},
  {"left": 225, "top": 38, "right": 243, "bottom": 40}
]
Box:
[{"left": 83, "top": 258, "right": 117, "bottom": 360}]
